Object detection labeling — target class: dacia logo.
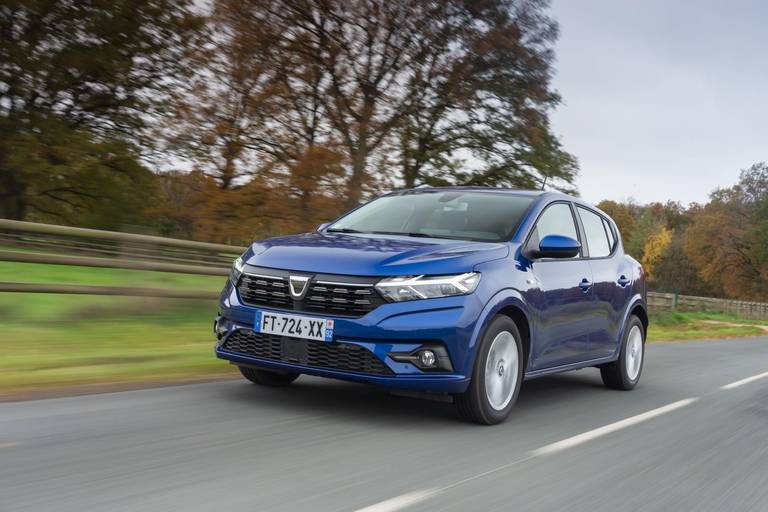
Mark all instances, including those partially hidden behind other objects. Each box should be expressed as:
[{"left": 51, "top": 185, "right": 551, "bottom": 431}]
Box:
[{"left": 288, "top": 275, "right": 310, "bottom": 300}]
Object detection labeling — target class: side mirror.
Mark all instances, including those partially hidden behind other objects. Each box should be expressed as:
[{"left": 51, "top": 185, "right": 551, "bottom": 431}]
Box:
[
  {"left": 535, "top": 235, "right": 581, "bottom": 259},
  {"left": 316, "top": 222, "right": 331, "bottom": 232}
]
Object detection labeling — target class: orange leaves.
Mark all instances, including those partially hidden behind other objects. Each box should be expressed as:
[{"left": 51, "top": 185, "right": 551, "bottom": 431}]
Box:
[
  {"left": 641, "top": 226, "right": 672, "bottom": 283},
  {"left": 149, "top": 145, "right": 350, "bottom": 244}
]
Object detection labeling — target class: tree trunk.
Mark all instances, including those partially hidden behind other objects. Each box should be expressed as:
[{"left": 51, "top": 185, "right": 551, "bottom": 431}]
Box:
[
  {"left": 0, "top": 169, "right": 27, "bottom": 220},
  {"left": 346, "top": 142, "right": 367, "bottom": 209}
]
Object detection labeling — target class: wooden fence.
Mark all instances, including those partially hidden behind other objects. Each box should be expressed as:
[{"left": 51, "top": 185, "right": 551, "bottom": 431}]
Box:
[
  {"left": 647, "top": 292, "right": 768, "bottom": 320},
  {"left": 0, "top": 219, "right": 241, "bottom": 299},
  {"left": 2, "top": 219, "right": 768, "bottom": 319}
]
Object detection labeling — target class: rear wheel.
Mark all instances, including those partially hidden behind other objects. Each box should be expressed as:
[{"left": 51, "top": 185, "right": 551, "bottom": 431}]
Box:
[
  {"left": 601, "top": 315, "right": 645, "bottom": 390},
  {"left": 238, "top": 366, "right": 299, "bottom": 387},
  {"left": 455, "top": 316, "right": 524, "bottom": 425}
]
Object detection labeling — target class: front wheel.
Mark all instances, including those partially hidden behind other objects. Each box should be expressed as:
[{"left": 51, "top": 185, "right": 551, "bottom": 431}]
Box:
[
  {"left": 601, "top": 315, "right": 645, "bottom": 390},
  {"left": 238, "top": 366, "right": 299, "bottom": 387},
  {"left": 455, "top": 316, "right": 524, "bottom": 425}
]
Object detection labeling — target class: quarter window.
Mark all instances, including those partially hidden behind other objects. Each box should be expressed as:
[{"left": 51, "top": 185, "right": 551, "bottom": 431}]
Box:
[
  {"left": 603, "top": 218, "right": 616, "bottom": 251},
  {"left": 577, "top": 207, "right": 611, "bottom": 258}
]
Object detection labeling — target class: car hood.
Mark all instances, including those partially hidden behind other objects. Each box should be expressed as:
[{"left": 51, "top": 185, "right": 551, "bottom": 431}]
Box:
[{"left": 243, "top": 232, "right": 509, "bottom": 276}]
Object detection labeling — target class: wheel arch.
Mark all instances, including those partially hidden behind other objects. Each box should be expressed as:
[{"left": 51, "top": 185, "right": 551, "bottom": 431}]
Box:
[
  {"left": 617, "top": 294, "right": 648, "bottom": 353},
  {"left": 497, "top": 305, "right": 531, "bottom": 372},
  {"left": 468, "top": 289, "right": 533, "bottom": 374},
  {"left": 631, "top": 302, "right": 649, "bottom": 338}
]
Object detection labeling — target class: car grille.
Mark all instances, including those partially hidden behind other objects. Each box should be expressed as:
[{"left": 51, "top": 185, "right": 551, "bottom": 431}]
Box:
[
  {"left": 237, "top": 270, "right": 385, "bottom": 317},
  {"left": 223, "top": 330, "right": 393, "bottom": 376}
]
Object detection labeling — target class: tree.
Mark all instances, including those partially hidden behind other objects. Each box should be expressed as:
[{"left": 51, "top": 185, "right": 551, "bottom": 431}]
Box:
[
  {"left": 0, "top": 0, "right": 202, "bottom": 222},
  {"left": 597, "top": 200, "right": 636, "bottom": 244},
  {"left": 397, "top": 0, "right": 577, "bottom": 192},
  {"left": 652, "top": 233, "right": 718, "bottom": 296},
  {"left": 175, "top": 0, "right": 578, "bottom": 211},
  {"left": 624, "top": 210, "right": 660, "bottom": 259},
  {"left": 640, "top": 225, "right": 672, "bottom": 283},
  {"left": 167, "top": 0, "right": 289, "bottom": 189},
  {"left": 685, "top": 163, "right": 768, "bottom": 300},
  {"left": 0, "top": 117, "right": 157, "bottom": 228}
]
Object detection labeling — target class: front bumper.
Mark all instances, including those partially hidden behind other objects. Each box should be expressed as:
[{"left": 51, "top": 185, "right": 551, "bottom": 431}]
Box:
[{"left": 215, "top": 281, "right": 482, "bottom": 393}]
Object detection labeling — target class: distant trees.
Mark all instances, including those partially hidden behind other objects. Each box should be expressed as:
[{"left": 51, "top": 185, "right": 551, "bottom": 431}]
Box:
[
  {"left": 170, "top": 0, "right": 577, "bottom": 211},
  {"left": 684, "top": 163, "right": 768, "bottom": 300},
  {"left": 3, "top": 1, "right": 765, "bottom": 303},
  {"left": 2, "top": 0, "right": 575, "bottom": 234},
  {"left": 602, "top": 163, "right": 768, "bottom": 301},
  {"left": 0, "top": 0, "right": 202, "bottom": 227}
]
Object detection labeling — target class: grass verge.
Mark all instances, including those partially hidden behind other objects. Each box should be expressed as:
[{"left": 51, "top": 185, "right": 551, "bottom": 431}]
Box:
[
  {"left": 0, "top": 295, "right": 236, "bottom": 399},
  {"left": 0, "top": 262, "right": 234, "bottom": 398},
  {"left": 647, "top": 311, "right": 767, "bottom": 342}
]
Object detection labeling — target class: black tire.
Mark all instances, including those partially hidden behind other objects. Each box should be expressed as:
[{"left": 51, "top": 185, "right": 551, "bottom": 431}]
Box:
[
  {"left": 238, "top": 366, "right": 299, "bottom": 387},
  {"left": 601, "top": 315, "right": 645, "bottom": 390},
  {"left": 455, "top": 316, "right": 524, "bottom": 425}
]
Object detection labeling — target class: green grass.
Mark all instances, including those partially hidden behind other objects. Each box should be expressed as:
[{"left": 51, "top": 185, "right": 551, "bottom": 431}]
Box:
[
  {"left": 0, "top": 262, "right": 234, "bottom": 396},
  {"left": 647, "top": 311, "right": 768, "bottom": 342},
  {"left": 0, "top": 295, "right": 236, "bottom": 396},
  {"left": 1, "top": 262, "right": 767, "bottom": 396}
]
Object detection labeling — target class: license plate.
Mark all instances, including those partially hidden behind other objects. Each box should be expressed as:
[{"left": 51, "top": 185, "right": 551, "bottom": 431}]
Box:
[{"left": 254, "top": 310, "right": 334, "bottom": 342}]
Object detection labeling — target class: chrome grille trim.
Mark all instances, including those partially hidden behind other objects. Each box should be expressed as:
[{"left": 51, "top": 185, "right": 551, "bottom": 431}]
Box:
[{"left": 236, "top": 266, "right": 385, "bottom": 317}]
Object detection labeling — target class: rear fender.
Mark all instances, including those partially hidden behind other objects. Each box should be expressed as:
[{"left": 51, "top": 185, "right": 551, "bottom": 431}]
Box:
[{"left": 613, "top": 294, "right": 647, "bottom": 359}]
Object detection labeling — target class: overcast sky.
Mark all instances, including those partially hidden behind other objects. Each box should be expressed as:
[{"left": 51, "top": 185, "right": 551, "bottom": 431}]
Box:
[{"left": 548, "top": 0, "right": 767, "bottom": 205}]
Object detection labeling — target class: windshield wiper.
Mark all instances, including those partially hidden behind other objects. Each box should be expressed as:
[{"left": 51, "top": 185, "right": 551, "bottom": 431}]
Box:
[
  {"left": 369, "top": 230, "right": 466, "bottom": 240},
  {"left": 325, "top": 227, "right": 365, "bottom": 234}
]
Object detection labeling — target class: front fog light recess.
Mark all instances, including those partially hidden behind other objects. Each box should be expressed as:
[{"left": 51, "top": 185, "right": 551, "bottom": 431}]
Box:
[
  {"left": 214, "top": 316, "right": 231, "bottom": 340},
  {"left": 375, "top": 272, "right": 480, "bottom": 302},
  {"left": 419, "top": 350, "right": 436, "bottom": 367},
  {"left": 389, "top": 345, "right": 453, "bottom": 372}
]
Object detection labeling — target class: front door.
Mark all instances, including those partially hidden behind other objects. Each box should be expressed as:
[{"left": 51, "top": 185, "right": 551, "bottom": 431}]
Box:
[{"left": 525, "top": 202, "right": 595, "bottom": 370}]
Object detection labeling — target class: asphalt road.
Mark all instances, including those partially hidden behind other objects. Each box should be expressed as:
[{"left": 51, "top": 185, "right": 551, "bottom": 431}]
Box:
[{"left": 2, "top": 337, "right": 768, "bottom": 512}]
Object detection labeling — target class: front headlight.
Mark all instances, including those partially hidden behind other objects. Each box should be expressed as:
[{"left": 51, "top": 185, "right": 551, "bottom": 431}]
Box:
[
  {"left": 229, "top": 256, "right": 245, "bottom": 285},
  {"left": 375, "top": 272, "right": 481, "bottom": 302}
]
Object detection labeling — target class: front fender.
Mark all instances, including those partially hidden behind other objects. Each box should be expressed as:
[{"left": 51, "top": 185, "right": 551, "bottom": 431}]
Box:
[{"left": 462, "top": 287, "right": 532, "bottom": 375}]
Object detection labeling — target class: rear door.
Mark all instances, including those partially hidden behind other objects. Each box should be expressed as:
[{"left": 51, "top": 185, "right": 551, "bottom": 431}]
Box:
[
  {"left": 575, "top": 206, "right": 632, "bottom": 359},
  {"left": 526, "top": 202, "right": 595, "bottom": 370}
]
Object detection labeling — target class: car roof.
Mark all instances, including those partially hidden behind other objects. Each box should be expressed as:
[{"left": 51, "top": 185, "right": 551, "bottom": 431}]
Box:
[
  {"left": 392, "top": 186, "right": 580, "bottom": 201},
  {"left": 392, "top": 186, "right": 548, "bottom": 197}
]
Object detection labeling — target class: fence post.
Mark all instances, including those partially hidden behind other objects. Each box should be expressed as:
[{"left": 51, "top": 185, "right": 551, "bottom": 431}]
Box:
[{"left": 672, "top": 292, "right": 679, "bottom": 311}]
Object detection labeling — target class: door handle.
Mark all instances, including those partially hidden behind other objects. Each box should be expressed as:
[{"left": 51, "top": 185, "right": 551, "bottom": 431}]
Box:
[
  {"left": 617, "top": 275, "right": 631, "bottom": 287},
  {"left": 579, "top": 278, "right": 592, "bottom": 292}
]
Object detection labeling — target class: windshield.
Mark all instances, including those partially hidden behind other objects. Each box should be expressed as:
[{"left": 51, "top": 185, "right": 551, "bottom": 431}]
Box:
[{"left": 327, "top": 191, "right": 533, "bottom": 242}]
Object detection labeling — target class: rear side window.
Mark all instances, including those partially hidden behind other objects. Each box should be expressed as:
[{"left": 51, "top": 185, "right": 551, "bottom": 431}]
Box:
[
  {"left": 603, "top": 218, "right": 616, "bottom": 251},
  {"left": 534, "top": 202, "right": 579, "bottom": 241},
  {"left": 577, "top": 207, "right": 612, "bottom": 257}
]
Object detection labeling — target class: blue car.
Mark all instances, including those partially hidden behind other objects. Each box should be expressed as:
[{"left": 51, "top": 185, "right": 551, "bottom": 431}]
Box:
[{"left": 214, "top": 187, "right": 647, "bottom": 424}]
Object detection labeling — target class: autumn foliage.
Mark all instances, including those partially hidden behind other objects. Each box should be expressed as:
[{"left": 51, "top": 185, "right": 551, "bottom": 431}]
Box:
[{"left": 598, "top": 163, "right": 768, "bottom": 301}]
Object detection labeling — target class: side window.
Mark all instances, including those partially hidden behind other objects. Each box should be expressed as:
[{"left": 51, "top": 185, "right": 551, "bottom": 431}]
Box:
[
  {"left": 533, "top": 202, "right": 579, "bottom": 247},
  {"left": 602, "top": 218, "right": 616, "bottom": 251},
  {"left": 577, "top": 207, "right": 611, "bottom": 257}
]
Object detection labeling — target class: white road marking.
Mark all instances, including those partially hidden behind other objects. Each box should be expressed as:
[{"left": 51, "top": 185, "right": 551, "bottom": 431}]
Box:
[
  {"left": 721, "top": 370, "right": 768, "bottom": 390},
  {"left": 356, "top": 398, "right": 701, "bottom": 511},
  {"left": 354, "top": 489, "right": 439, "bottom": 512},
  {"left": 530, "top": 398, "right": 699, "bottom": 457},
  {"left": 353, "top": 456, "right": 536, "bottom": 512}
]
